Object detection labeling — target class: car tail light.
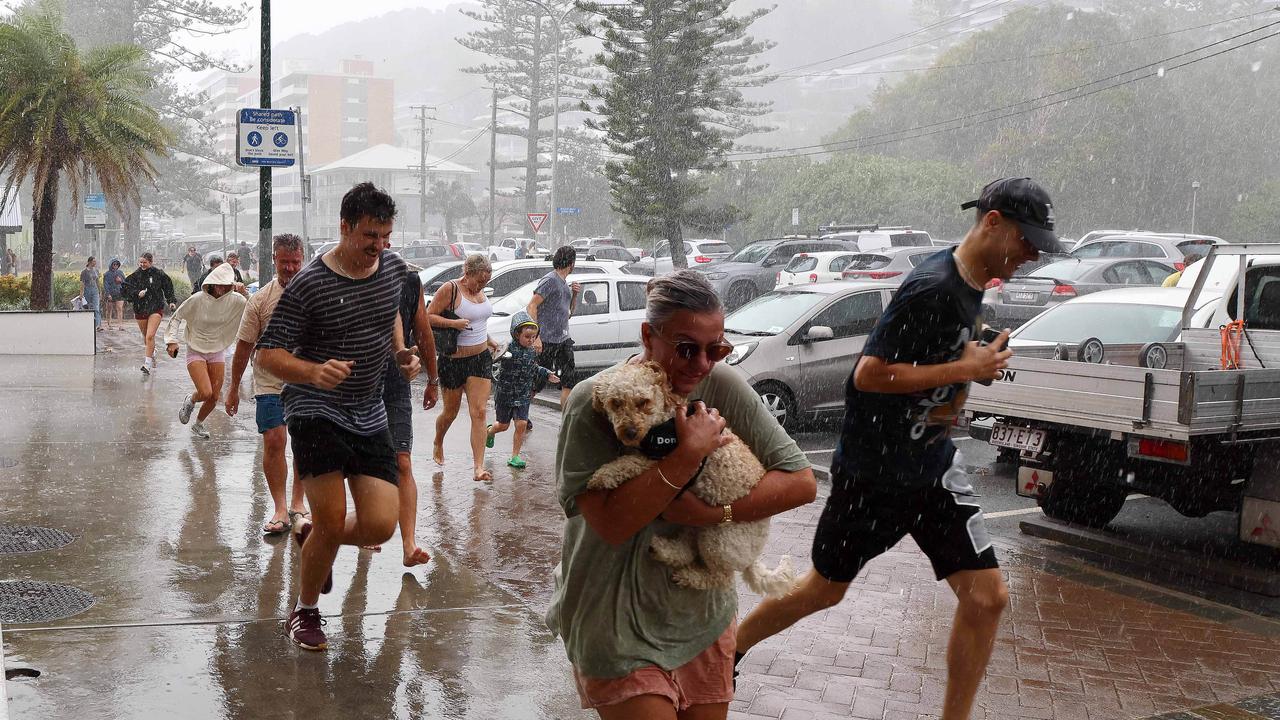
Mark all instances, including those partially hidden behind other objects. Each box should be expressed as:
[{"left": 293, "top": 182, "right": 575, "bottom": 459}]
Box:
[
  {"left": 1174, "top": 262, "right": 1186, "bottom": 271},
  {"left": 776, "top": 272, "right": 782, "bottom": 284},
  {"left": 985, "top": 278, "right": 1003, "bottom": 290},
  {"left": 867, "top": 271, "right": 902, "bottom": 280},
  {"left": 1136, "top": 438, "right": 1189, "bottom": 463},
  {"left": 809, "top": 273, "right": 818, "bottom": 283},
  {"left": 1051, "top": 283, "right": 1076, "bottom": 297},
  {"left": 694, "top": 255, "right": 712, "bottom": 263}
]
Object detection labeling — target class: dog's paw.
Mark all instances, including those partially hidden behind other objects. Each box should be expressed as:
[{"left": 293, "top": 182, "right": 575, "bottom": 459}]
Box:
[{"left": 650, "top": 535, "right": 696, "bottom": 568}]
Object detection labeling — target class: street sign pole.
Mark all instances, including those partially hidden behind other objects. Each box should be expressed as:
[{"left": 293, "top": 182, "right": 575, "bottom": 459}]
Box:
[
  {"left": 259, "top": 0, "right": 273, "bottom": 285},
  {"left": 295, "top": 106, "right": 310, "bottom": 255}
]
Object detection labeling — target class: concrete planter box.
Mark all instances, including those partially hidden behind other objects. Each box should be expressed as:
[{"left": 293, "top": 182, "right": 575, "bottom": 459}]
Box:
[{"left": 0, "top": 310, "right": 95, "bottom": 355}]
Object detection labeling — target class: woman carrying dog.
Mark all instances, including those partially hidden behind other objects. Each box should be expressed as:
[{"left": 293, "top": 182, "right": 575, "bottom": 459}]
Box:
[
  {"left": 546, "top": 270, "right": 817, "bottom": 720},
  {"left": 427, "top": 254, "right": 499, "bottom": 481}
]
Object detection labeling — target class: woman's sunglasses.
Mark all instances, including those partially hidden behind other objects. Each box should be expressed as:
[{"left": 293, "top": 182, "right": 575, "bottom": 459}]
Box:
[{"left": 653, "top": 330, "right": 734, "bottom": 362}]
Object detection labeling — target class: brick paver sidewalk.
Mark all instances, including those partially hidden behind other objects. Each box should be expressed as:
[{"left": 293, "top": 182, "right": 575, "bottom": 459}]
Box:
[{"left": 421, "top": 439, "right": 1280, "bottom": 720}]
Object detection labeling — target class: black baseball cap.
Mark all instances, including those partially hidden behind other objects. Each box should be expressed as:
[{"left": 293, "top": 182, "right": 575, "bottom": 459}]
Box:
[{"left": 961, "top": 177, "right": 1065, "bottom": 254}]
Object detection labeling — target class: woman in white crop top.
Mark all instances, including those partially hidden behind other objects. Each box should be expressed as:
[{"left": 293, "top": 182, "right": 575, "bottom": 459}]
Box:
[{"left": 427, "top": 254, "right": 499, "bottom": 481}]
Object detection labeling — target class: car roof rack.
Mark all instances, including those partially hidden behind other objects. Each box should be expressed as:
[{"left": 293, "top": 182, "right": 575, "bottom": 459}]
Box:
[{"left": 819, "top": 223, "right": 879, "bottom": 234}]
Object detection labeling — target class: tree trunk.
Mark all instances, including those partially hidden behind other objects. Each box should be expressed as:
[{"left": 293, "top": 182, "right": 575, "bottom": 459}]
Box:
[
  {"left": 523, "top": 18, "right": 544, "bottom": 237},
  {"left": 666, "top": 219, "right": 686, "bottom": 270},
  {"left": 29, "top": 173, "right": 59, "bottom": 311}
]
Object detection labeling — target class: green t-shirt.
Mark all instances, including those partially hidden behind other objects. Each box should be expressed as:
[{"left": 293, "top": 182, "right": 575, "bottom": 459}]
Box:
[{"left": 545, "top": 361, "right": 810, "bottom": 679}]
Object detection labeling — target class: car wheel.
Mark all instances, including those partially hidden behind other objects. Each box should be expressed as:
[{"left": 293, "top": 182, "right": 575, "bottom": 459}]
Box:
[
  {"left": 728, "top": 282, "right": 757, "bottom": 309},
  {"left": 490, "top": 254, "right": 499, "bottom": 262},
  {"left": 754, "top": 382, "right": 798, "bottom": 432},
  {"left": 1039, "top": 466, "right": 1128, "bottom": 528}
]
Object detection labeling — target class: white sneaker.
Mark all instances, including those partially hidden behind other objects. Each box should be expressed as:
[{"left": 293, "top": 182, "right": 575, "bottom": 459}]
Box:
[
  {"left": 140, "top": 358, "right": 151, "bottom": 375},
  {"left": 191, "top": 421, "right": 210, "bottom": 439},
  {"left": 178, "top": 394, "right": 195, "bottom": 425}
]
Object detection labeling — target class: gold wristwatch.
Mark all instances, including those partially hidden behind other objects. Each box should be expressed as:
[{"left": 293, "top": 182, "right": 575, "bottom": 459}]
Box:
[{"left": 720, "top": 504, "right": 733, "bottom": 525}]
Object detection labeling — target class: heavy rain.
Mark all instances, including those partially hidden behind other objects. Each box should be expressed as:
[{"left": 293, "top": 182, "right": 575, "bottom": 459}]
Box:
[{"left": 0, "top": 0, "right": 1278, "bottom": 719}]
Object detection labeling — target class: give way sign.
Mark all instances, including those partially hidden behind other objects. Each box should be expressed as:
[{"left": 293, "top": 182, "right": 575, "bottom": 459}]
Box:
[{"left": 527, "top": 212, "right": 549, "bottom": 234}]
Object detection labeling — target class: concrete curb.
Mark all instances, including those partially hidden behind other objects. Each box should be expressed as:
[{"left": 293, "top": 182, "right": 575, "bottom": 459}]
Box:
[
  {"left": 1, "top": 619, "right": 8, "bottom": 720},
  {"left": 530, "top": 393, "right": 561, "bottom": 412}
]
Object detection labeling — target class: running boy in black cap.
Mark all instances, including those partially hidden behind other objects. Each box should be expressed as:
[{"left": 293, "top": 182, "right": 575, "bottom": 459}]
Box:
[{"left": 736, "top": 178, "right": 1065, "bottom": 720}]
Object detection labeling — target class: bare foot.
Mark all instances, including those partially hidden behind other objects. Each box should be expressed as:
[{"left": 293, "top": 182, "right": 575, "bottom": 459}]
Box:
[
  {"left": 361, "top": 544, "right": 382, "bottom": 552},
  {"left": 473, "top": 468, "right": 492, "bottom": 482},
  {"left": 432, "top": 441, "right": 445, "bottom": 466},
  {"left": 403, "top": 546, "right": 431, "bottom": 567}
]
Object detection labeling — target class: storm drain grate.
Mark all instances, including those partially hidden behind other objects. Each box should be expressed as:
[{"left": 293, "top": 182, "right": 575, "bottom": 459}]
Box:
[
  {"left": 0, "top": 580, "right": 96, "bottom": 624},
  {"left": 0, "top": 524, "right": 76, "bottom": 554}
]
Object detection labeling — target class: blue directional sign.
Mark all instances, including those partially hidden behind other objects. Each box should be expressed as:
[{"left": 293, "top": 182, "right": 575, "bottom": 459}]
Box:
[
  {"left": 556, "top": 207, "right": 581, "bottom": 215},
  {"left": 237, "top": 108, "right": 297, "bottom": 167}
]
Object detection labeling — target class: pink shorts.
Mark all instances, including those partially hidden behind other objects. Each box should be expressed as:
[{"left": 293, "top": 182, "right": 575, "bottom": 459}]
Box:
[
  {"left": 185, "top": 348, "right": 227, "bottom": 365},
  {"left": 572, "top": 621, "right": 736, "bottom": 712}
]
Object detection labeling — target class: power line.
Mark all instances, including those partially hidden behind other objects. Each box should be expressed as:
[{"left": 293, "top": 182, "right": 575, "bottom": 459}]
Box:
[
  {"left": 728, "top": 19, "right": 1280, "bottom": 162},
  {"left": 761, "top": 7, "right": 1275, "bottom": 83},
  {"left": 429, "top": 123, "right": 494, "bottom": 166}
]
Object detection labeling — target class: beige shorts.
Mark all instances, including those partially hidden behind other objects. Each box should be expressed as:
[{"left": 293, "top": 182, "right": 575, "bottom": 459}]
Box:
[{"left": 572, "top": 621, "right": 736, "bottom": 712}]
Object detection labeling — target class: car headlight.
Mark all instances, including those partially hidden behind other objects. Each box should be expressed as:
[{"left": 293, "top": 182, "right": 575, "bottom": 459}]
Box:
[
  {"left": 724, "top": 341, "right": 757, "bottom": 366},
  {"left": 705, "top": 272, "right": 728, "bottom": 280}
]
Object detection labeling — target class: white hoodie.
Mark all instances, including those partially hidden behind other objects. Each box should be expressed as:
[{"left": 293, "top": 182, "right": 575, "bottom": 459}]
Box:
[{"left": 164, "top": 263, "right": 248, "bottom": 353}]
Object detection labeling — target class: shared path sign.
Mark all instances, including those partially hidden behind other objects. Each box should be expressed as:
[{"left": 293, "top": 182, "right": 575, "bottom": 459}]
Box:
[{"left": 237, "top": 108, "right": 297, "bottom": 167}]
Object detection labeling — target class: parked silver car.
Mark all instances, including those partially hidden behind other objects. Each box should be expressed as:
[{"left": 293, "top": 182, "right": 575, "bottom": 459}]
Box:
[
  {"left": 839, "top": 247, "right": 943, "bottom": 285},
  {"left": 723, "top": 282, "right": 895, "bottom": 430},
  {"left": 1071, "top": 233, "right": 1220, "bottom": 264},
  {"left": 698, "top": 237, "right": 858, "bottom": 309},
  {"left": 988, "top": 257, "right": 1177, "bottom": 324}
]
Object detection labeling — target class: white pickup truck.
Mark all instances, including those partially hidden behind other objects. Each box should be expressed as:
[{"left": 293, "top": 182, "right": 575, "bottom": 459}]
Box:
[{"left": 965, "top": 243, "right": 1280, "bottom": 549}]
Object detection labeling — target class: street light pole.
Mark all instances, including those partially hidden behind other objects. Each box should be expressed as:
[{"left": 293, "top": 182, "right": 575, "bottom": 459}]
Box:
[
  {"left": 258, "top": 0, "right": 274, "bottom": 284},
  {"left": 1190, "top": 180, "right": 1201, "bottom": 234},
  {"left": 524, "top": 0, "right": 574, "bottom": 247}
]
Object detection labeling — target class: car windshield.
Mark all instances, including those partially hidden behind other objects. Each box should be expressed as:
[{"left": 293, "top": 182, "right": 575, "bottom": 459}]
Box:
[
  {"left": 697, "top": 242, "right": 733, "bottom": 255},
  {"left": 1015, "top": 303, "right": 1183, "bottom": 344},
  {"left": 848, "top": 254, "right": 891, "bottom": 270},
  {"left": 727, "top": 241, "right": 777, "bottom": 264},
  {"left": 725, "top": 290, "right": 827, "bottom": 336},
  {"left": 1022, "top": 260, "right": 1092, "bottom": 281},
  {"left": 785, "top": 255, "right": 818, "bottom": 272}
]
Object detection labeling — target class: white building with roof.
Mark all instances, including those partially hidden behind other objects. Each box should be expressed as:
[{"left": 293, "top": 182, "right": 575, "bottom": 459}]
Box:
[{"left": 309, "top": 144, "right": 478, "bottom": 241}]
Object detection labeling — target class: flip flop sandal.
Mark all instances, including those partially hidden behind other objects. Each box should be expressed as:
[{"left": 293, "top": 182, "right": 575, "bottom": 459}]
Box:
[
  {"left": 485, "top": 424, "right": 495, "bottom": 448},
  {"left": 288, "top": 510, "right": 311, "bottom": 526},
  {"left": 263, "top": 518, "right": 291, "bottom": 535}
]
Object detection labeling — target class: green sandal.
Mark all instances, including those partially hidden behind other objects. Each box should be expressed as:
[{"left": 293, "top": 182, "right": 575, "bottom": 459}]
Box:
[
  {"left": 507, "top": 455, "right": 527, "bottom": 468},
  {"left": 485, "top": 424, "right": 495, "bottom": 449}
]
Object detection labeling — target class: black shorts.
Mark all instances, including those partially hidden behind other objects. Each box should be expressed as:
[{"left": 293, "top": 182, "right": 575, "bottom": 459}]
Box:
[
  {"left": 812, "top": 455, "right": 998, "bottom": 583},
  {"left": 287, "top": 416, "right": 399, "bottom": 486},
  {"left": 439, "top": 349, "right": 493, "bottom": 390},
  {"left": 383, "top": 384, "right": 413, "bottom": 453},
  {"left": 538, "top": 340, "right": 576, "bottom": 389}
]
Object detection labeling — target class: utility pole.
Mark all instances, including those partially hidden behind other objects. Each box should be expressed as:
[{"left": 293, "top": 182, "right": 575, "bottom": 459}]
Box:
[
  {"left": 258, "top": 0, "right": 274, "bottom": 284},
  {"left": 294, "top": 106, "right": 310, "bottom": 254},
  {"left": 489, "top": 86, "right": 498, "bottom": 243},
  {"left": 411, "top": 104, "right": 436, "bottom": 239}
]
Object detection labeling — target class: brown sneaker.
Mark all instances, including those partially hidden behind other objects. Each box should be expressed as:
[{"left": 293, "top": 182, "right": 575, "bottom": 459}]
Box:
[
  {"left": 293, "top": 520, "right": 333, "bottom": 594},
  {"left": 285, "top": 607, "right": 327, "bottom": 651}
]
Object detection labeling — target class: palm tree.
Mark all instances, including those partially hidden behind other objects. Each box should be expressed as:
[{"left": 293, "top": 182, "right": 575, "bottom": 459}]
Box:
[{"left": 0, "top": 4, "right": 172, "bottom": 310}]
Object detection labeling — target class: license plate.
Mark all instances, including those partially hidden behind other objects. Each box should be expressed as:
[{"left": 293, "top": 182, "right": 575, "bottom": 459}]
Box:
[
  {"left": 1010, "top": 291, "right": 1037, "bottom": 303},
  {"left": 990, "top": 424, "right": 1046, "bottom": 453}
]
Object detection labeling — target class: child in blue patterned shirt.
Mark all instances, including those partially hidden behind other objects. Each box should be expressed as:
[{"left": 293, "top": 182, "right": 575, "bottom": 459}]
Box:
[{"left": 487, "top": 311, "right": 559, "bottom": 468}]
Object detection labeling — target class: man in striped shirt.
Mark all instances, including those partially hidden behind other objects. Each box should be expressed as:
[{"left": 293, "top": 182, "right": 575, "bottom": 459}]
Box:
[{"left": 257, "top": 182, "right": 421, "bottom": 651}]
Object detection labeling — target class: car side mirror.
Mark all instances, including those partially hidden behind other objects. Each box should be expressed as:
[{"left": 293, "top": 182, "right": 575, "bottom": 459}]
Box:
[
  {"left": 803, "top": 325, "right": 834, "bottom": 342},
  {"left": 483, "top": 286, "right": 494, "bottom": 297}
]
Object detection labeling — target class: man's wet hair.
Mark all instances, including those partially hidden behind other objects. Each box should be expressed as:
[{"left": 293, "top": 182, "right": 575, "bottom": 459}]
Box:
[
  {"left": 141, "top": 252, "right": 154, "bottom": 262},
  {"left": 552, "top": 245, "right": 576, "bottom": 270},
  {"left": 273, "top": 233, "right": 303, "bottom": 254},
  {"left": 340, "top": 182, "right": 397, "bottom": 227}
]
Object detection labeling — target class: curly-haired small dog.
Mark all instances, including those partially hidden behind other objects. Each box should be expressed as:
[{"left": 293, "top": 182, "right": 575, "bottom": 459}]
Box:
[{"left": 587, "top": 362, "right": 796, "bottom": 597}]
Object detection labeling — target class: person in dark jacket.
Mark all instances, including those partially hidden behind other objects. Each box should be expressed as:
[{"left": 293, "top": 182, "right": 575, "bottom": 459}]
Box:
[
  {"left": 121, "top": 252, "right": 177, "bottom": 374},
  {"left": 485, "top": 310, "right": 557, "bottom": 468}
]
